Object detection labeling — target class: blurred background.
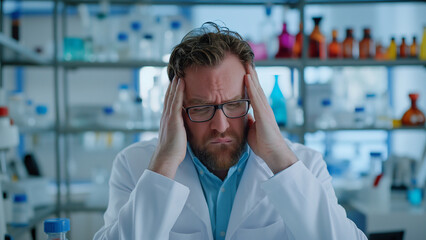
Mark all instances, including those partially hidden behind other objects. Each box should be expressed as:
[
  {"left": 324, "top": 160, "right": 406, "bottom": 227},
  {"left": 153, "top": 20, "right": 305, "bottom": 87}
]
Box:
[{"left": 0, "top": 0, "right": 425, "bottom": 239}]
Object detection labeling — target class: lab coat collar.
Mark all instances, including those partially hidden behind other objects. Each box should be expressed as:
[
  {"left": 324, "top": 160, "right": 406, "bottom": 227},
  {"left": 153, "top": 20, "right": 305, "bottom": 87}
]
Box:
[{"left": 226, "top": 150, "right": 274, "bottom": 240}]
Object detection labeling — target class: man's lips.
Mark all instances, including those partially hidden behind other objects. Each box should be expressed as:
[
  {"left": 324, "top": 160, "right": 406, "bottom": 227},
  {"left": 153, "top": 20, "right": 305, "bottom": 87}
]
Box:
[{"left": 210, "top": 138, "right": 233, "bottom": 144}]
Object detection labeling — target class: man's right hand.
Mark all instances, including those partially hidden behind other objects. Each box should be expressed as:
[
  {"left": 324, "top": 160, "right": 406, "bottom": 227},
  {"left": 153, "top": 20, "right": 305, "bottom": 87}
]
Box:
[{"left": 148, "top": 77, "right": 187, "bottom": 179}]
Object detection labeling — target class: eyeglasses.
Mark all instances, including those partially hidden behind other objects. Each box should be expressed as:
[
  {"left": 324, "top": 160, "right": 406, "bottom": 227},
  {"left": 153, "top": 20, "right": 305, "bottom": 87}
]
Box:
[{"left": 183, "top": 99, "right": 251, "bottom": 123}]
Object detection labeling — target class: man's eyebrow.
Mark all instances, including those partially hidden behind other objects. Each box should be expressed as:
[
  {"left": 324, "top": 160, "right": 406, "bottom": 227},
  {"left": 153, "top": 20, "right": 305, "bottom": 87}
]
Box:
[{"left": 187, "top": 95, "right": 243, "bottom": 105}]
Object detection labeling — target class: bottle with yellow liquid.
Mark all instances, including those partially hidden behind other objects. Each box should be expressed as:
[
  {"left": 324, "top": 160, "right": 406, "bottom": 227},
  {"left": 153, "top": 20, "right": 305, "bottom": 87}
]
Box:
[
  {"left": 387, "top": 37, "right": 397, "bottom": 60},
  {"left": 420, "top": 26, "right": 426, "bottom": 60}
]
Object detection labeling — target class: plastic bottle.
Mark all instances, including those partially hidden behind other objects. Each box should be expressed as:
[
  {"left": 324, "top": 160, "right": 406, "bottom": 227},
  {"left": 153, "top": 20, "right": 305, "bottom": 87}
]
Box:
[
  {"left": 140, "top": 34, "right": 155, "bottom": 60},
  {"left": 113, "top": 84, "right": 135, "bottom": 128},
  {"left": 369, "top": 152, "right": 383, "bottom": 177},
  {"left": 309, "top": 17, "right": 326, "bottom": 59},
  {"left": 315, "top": 99, "right": 337, "bottom": 129},
  {"left": 129, "top": 21, "right": 142, "bottom": 60},
  {"left": 35, "top": 105, "right": 53, "bottom": 129},
  {"left": 258, "top": 6, "right": 278, "bottom": 59},
  {"left": 364, "top": 93, "right": 376, "bottom": 127},
  {"left": 163, "top": 20, "right": 182, "bottom": 61},
  {"left": 275, "top": 22, "right": 294, "bottom": 59},
  {"left": 116, "top": 33, "right": 130, "bottom": 61},
  {"left": 269, "top": 75, "right": 287, "bottom": 127},
  {"left": 44, "top": 218, "right": 70, "bottom": 240},
  {"left": 354, "top": 106, "right": 366, "bottom": 128},
  {"left": 92, "top": 12, "right": 109, "bottom": 62},
  {"left": 11, "top": 193, "right": 30, "bottom": 226},
  {"left": 148, "top": 76, "right": 164, "bottom": 128}
]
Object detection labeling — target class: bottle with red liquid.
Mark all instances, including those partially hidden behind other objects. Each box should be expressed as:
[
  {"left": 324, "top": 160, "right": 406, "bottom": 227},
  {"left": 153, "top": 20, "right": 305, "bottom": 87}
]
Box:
[
  {"left": 343, "top": 28, "right": 354, "bottom": 58},
  {"left": 399, "top": 37, "right": 408, "bottom": 58},
  {"left": 275, "top": 22, "right": 294, "bottom": 58},
  {"left": 401, "top": 93, "right": 425, "bottom": 126},
  {"left": 309, "top": 17, "right": 325, "bottom": 59},
  {"left": 293, "top": 23, "right": 303, "bottom": 58},
  {"left": 328, "top": 29, "right": 342, "bottom": 58},
  {"left": 359, "top": 28, "right": 373, "bottom": 59}
]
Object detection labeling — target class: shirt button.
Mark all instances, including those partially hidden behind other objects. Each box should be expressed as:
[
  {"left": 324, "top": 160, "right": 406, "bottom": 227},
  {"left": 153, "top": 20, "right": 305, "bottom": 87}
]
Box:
[
  {"left": 199, "top": 170, "right": 204, "bottom": 175},
  {"left": 220, "top": 187, "right": 225, "bottom": 193},
  {"left": 220, "top": 231, "right": 226, "bottom": 237}
]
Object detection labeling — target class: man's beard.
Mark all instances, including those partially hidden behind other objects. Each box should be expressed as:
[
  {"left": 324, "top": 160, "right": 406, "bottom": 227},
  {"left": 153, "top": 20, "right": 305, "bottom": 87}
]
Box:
[{"left": 187, "top": 124, "right": 248, "bottom": 172}]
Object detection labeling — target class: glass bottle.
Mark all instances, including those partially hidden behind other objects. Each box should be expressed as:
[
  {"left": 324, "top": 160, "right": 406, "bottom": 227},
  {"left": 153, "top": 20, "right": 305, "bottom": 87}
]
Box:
[
  {"left": 149, "top": 76, "right": 164, "bottom": 128},
  {"left": 269, "top": 75, "right": 287, "bottom": 126},
  {"left": 359, "top": 28, "right": 373, "bottom": 59},
  {"left": 399, "top": 37, "right": 408, "bottom": 58},
  {"left": 387, "top": 37, "right": 397, "bottom": 60},
  {"left": 401, "top": 93, "right": 425, "bottom": 126},
  {"left": 375, "top": 40, "right": 385, "bottom": 60},
  {"left": 342, "top": 28, "right": 354, "bottom": 59},
  {"left": 275, "top": 22, "right": 294, "bottom": 58},
  {"left": 420, "top": 26, "right": 426, "bottom": 60},
  {"left": 309, "top": 17, "right": 325, "bottom": 59},
  {"left": 129, "top": 21, "right": 142, "bottom": 60},
  {"left": 410, "top": 36, "right": 418, "bottom": 58},
  {"left": 293, "top": 23, "right": 303, "bottom": 58},
  {"left": 44, "top": 218, "right": 70, "bottom": 240},
  {"left": 259, "top": 6, "right": 278, "bottom": 59},
  {"left": 328, "top": 29, "right": 342, "bottom": 59},
  {"left": 116, "top": 33, "right": 130, "bottom": 61}
]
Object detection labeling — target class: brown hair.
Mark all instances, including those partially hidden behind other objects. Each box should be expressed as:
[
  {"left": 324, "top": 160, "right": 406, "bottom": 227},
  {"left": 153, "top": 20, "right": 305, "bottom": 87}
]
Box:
[{"left": 167, "top": 22, "right": 254, "bottom": 81}]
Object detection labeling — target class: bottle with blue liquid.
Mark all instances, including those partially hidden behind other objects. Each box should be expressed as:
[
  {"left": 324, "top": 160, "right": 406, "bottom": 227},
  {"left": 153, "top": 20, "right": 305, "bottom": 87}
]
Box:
[
  {"left": 44, "top": 218, "right": 70, "bottom": 240},
  {"left": 269, "top": 75, "right": 287, "bottom": 127}
]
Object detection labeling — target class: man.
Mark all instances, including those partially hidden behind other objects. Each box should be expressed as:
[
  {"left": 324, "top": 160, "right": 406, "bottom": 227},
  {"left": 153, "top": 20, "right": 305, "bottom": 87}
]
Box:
[{"left": 94, "top": 22, "right": 367, "bottom": 240}]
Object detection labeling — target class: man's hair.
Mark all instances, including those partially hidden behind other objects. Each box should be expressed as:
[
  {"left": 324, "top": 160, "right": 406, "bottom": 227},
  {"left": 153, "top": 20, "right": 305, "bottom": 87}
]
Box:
[{"left": 167, "top": 22, "right": 254, "bottom": 81}]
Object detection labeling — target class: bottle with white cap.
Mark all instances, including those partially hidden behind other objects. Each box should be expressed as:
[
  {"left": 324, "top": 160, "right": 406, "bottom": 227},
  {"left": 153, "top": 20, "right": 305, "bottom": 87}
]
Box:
[{"left": 44, "top": 218, "right": 70, "bottom": 240}]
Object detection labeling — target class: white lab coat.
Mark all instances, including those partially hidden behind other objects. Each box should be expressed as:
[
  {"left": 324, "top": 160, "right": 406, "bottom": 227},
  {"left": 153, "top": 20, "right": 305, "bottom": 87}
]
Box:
[{"left": 94, "top": 138, "right": 367, "bottom": 240}]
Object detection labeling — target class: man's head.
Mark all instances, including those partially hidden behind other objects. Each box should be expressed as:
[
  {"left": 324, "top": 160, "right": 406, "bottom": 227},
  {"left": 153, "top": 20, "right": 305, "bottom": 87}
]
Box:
[{"left": 167, "top": 22, "right": 254, "bottom": 173}]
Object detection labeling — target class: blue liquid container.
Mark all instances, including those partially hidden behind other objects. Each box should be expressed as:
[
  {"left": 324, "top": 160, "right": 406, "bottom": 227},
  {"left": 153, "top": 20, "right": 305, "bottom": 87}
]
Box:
[
  {"left": 269, "top": 75, "right": 287, "bottom": 126},
  {"left": 44, "top": 218, "right": 70, "bottom": 240}
]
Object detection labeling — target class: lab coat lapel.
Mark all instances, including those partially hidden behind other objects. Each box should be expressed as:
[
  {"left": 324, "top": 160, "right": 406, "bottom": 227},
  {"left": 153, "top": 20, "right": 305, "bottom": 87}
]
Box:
[
  {"left": 226, "top": 152, "right": 274, "bottom": 240},
  {"left": 174, "top": 154, "right": 213, "bottom": 240}
]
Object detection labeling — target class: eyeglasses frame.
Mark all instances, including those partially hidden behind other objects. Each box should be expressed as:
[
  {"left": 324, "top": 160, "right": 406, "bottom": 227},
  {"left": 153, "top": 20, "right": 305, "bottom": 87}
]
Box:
[{"left": 182, "top": 99, "right": 251, "bottom": 123}]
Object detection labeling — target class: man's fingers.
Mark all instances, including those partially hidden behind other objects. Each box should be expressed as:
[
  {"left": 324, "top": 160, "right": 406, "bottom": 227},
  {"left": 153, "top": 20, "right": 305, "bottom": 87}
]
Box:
[
  {"left": 170, "top": 78, "right": 185, "bottom": 116},
  {"left": 165, "top": 76, "right": 179, "bottom": 116}
]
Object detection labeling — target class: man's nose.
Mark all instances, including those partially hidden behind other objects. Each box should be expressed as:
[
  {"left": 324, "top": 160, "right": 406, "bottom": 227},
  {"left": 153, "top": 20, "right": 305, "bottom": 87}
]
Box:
[{"left": 210, "top": 109, "right": 230, "bottom": 133}]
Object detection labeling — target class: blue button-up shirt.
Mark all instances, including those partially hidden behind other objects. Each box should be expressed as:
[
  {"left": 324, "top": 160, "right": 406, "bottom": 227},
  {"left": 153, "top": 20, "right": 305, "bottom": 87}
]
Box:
[{"left": 187, "top": 144, "right": 250, "bottom": 240}]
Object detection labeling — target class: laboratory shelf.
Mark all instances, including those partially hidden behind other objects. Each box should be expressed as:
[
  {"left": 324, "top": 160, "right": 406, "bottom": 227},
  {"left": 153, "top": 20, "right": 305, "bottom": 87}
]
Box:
[
  {"left": 62, "top": 0, "right": 299, "bottom": 6},
  {"left": 7, "top": 205, "right": 56, "bottom": 239},
  {"left": 60, "top": 60, "right": 167, "bottom": 68},
  {"left": 61, "top": 126, "right": 160, "bottom": 133},
  {"left": 305, "top": 0, "right": 424, "bottom": 5},
  {"left": 18, "top": 127, "right": 56, "bottom": 134},
  {"left": 2, "top": 59, "right": 54, "bottom": 67},
  {"left": 0, "top": 33, "right": 51, "bottom": 65},
  {"left": 255, "top": 59, "right": 302, "bottom": 68},
  {"left": 305, "top": 59, "right": 426, "bottom": 67},
  {"left": 63, "top": 202, "right": 107, "bottom": 213},
  {"left": 306, "top": 126, "right": 426, "bottom": 133}
]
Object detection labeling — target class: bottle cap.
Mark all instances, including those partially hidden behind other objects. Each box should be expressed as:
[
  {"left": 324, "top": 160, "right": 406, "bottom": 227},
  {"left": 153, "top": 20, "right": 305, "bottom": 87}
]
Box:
[
  {"left": 297, "top": 98, "right": 303, "bottom": 107},
  {"left": 321, "top": 99, "right": 331, "bottom": 106},
  {"left": 171, "top": 20, "right": 181, "bottom": 30},
  {"left": 370, "top": 152, "right": 382, "bottom": 157},
  {"left": 96, "top": 13, "right": 106, "bottom": 20},
  {"left": 355, "top": 107, "right": 365, "bottom": 112},
  {"left": 130, "top": 21, "right": 141, "bottom": 31},
  {"left": 119, "top": 84, "right": 129, "bottom": 90},
  {"left": 144, "top": 34, "right": 153, "bottom": 40},
  {"left": 118, "top": 33, "right": 128, "bottom": 41},
  {"left": 0, "top": 106, "right": 9, "bottom": 117},
  {"left": 366, "top": 93, "right": 376, "bottom": 98},
  {"left": 103, "top": 106, "right": 114, "bottom": 115},
  {"left": 13, "top": 193, "right": 27, "bottom": 203},
  {"left": 44, "top": 218, "right": 70, "bottom": 233},
  {"left": 312, "top": 17, "right": 322, "bottom": 25},
  {"left": 265, "top": 6, "right": 272, "bottom": 16},
  {"left": 36, "top": 105, "right": 48, "bottom": 115},
  {"left": 11, "top": 11, "right": 20, "bottom": 20}
]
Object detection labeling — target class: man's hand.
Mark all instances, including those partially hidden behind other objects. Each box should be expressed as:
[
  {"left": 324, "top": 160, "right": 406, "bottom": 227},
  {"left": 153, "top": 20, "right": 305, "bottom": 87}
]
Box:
[
  {"left": 244, "top": 64, "right": 298, "bottom": 174},
  {"left": 148, "top": 77, "right": 187, "bottom": 179}
]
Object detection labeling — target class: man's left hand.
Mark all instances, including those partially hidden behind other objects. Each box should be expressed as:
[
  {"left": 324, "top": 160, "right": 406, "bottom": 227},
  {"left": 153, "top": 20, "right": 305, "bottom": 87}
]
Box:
[{"left": 244, "top": 64, "right": 298, "bottom": 174}]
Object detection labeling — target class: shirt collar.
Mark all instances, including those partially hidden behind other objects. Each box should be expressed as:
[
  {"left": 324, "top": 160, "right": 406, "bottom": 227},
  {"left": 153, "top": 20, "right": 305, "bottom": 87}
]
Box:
[{"left": 187, "top": 143, "right": 250, "bottom": 182}]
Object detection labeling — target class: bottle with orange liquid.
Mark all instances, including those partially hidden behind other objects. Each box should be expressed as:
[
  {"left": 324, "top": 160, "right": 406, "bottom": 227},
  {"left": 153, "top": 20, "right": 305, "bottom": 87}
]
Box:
[
  {"left": 328, "top": 29, "right": 342, "bottom": 58},
  {"left": 399, "top": 37, "right": 408, "bottom": 58},
  {"left": 293, "top": 23, "right": 303, "bottom": 58},
  {"left": 410, "top": 36, "right": 418, "bottom": 58},
  {"left": 309, "top": 17, "right": 326, "bottom": 59},
  {"left": 387, "top": 37, "right": 397, "bottom": 60},
  {"left": 401, "top": 93, "right": 425, "bottom": 126},
  {"left": 342, "top": 28, "right": 354, "bottom": 58},
  {"left": 359, "top": 28, "right": 373, "bottom": 59}
]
